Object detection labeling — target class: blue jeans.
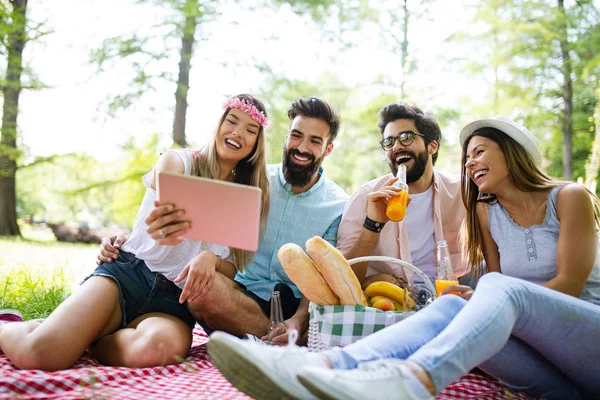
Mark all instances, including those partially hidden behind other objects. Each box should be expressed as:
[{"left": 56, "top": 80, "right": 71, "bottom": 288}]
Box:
[{"left": 324, "top": 273, "right": 600, "bottom": 400}]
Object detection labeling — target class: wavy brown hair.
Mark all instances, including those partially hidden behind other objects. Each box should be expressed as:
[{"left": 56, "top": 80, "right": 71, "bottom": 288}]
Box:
[
  {"left": 191, "top": 94, "right": 270, "bottom": 270},
  {"left": 460, "top": 127, "right": 600, "bottom": 279}
]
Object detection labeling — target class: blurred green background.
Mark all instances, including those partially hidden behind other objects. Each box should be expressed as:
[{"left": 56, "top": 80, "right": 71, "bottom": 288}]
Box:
[{"left": 1, "top": 0, "right": 599, "bottom": 237}]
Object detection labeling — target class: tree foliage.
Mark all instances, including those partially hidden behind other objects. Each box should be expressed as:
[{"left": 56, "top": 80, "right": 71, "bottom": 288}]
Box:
[
  {"left": 453, "top": 0, "right": 600, "bottom": 182},
  {"left": 17, "top": 134, "right": 162, "bottom": 229}
]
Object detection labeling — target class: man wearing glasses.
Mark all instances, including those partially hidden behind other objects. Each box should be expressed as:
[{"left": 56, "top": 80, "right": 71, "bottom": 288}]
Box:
[{"left": 336, "top": 102, "right": 470, "bottom": 286}]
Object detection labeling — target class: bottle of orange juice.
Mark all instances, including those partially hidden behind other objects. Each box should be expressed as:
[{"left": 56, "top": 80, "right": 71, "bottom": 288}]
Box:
[
  {"left": 436, "top": 240, "right": 459, "bottom": 297},
  {"left": 386, "top": 165, "right": 409, "bottom": 222}
]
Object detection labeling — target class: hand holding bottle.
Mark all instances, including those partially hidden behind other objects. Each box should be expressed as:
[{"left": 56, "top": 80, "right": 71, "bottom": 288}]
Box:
[
  {"left": 435, "top": 240, "right": 460, "bottom": 297},
  {"left": 365, "top": 176, "right": 400, "bottom": 223},
  {"left": 386, "top": 165, "right": 409, "bottom": 222},
  {"left": 267, "top": 290, "right": 287, "bottom": 345}
]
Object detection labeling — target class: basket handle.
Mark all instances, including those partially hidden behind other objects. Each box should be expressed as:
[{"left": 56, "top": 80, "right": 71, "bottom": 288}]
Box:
[{"left": 348, "top": 256, "right": 436, "bottom": 295}]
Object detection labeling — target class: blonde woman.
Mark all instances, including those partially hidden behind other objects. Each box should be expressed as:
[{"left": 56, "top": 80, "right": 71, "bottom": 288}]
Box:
[
  {"left": 0, "top": 94, "right": 270, "bottom": 371},
  {"left": 205, "top": 117, "right": 600, "bottom": 400}
]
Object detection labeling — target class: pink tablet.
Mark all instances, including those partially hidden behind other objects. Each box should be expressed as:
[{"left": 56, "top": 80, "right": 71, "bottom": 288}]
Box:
[{"left": 157, "top": 172, "right": 262, "bottom": 251}]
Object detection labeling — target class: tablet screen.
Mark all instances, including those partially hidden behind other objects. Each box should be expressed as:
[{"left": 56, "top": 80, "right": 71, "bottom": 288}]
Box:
[{"left": 157, "top": 172, "right": 262, "bottom": 251}]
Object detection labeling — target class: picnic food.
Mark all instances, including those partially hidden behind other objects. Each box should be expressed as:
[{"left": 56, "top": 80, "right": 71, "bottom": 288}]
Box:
[
  {"left": 305, "top": 236, "right": 368, "bottom": 306},
  {"left": 364, "top": 281, "right": 417, "bottom": 310},
  {"left": 368, "top": 295, "right": 402, "bottom": 311},
  {"left": 370, "top": 297, "right": 396, "bottom": 311},
  {"left": 361, "top": 273, "right": 405, "bottom": 290},
  {"left": 278, "top": 243, "right": 340, "bottom": 306}
]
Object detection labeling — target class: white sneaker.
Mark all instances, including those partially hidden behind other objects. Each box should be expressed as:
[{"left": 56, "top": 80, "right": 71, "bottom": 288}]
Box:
[
  {"left": 297, "top": 359, "right": 434, "bottom": 400},
  {"left": 208, "top": 331, "right": 321, "bottom": 400}
]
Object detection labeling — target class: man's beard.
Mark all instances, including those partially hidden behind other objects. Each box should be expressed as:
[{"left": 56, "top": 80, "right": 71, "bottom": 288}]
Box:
[
  {"left": 282, "top": 148, "right": 325, "bottom": 187},
  {"left": 389, "top": 148, "right": 429, "bottom": 184}
]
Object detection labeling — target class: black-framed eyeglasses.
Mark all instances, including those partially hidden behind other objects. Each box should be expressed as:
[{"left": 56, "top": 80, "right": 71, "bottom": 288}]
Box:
[{"left": 379, "top": 131, "right": 426, "bottom": 151}]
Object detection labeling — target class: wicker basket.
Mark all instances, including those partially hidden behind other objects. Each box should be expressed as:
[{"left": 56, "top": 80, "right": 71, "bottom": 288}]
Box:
[{"left": 307, "top": 256, "right": 434, "bottom": 352}]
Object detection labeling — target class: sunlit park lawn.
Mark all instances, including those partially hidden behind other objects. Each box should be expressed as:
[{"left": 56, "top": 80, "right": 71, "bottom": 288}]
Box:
[{"left": 0, "top": 224, "right": 99, "bottom": 320}]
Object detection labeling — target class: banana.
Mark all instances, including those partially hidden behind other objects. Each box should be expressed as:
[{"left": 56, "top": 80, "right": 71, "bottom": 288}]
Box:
[{"left": 364, "top": 281, "right": 417, "bottom": 310}]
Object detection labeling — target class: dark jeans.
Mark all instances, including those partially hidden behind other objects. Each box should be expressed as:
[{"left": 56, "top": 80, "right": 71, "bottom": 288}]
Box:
[{"left": 85, "top": 251, "right": 196, "bottom": 329}]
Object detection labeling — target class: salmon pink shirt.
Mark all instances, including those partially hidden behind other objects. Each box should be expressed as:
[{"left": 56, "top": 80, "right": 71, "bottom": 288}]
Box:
[{"left": 336, "top": 171, "right": 469, "bottom": 284}]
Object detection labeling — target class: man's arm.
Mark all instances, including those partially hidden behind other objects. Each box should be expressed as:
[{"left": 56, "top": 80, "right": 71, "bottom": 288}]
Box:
[{"left": 337, "top": 178, "right": 399, "bottom": 282}]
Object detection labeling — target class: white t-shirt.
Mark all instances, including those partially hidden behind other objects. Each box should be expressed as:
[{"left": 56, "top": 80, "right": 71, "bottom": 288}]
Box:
[
  {"left": 121, "top": 149, "right": 231, "bottom": 289},
  {"left": 404, "top": 184, "right": 436, "bottom": 282}
]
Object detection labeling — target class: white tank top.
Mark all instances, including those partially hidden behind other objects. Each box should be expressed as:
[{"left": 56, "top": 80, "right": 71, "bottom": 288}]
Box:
[
  {"left": 405, "top": 184, "right": 437, "bottom": 282},
  {"left": 120, "top": 149, "right": 231, "bottom": 288}
]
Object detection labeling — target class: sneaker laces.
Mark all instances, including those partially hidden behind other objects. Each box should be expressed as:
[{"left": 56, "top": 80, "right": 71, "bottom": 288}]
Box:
[
  {"left": 343, "top": 359, "right": 408, "bottom": 380},
  {"left": 245, "top": 328, "right": 300, "bottom": 348},
  {"left": 267, "top": 329, "right": 311, "bottom": 363},
  {"left": 286, "top": 328, "right": 299, "bottom": 347}
]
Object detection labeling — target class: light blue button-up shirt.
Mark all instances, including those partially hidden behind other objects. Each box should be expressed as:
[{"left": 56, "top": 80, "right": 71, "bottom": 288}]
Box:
[{"left": 235, "top": 163, "right": 349, "bottom": 300}]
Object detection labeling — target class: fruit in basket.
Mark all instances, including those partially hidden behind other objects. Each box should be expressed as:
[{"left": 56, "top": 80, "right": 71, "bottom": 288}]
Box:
[
  {"left": 364, "top": 281, "right": 417, "bottom": 310},
  {"left": 371, "top": 298, "right": 395, "bottom": 311},
  {"left": 368, "top": 295, "right": 402, "bottom": 311},
  {"left": 361, "top": 273, "right": 405, "bottom": 290}
]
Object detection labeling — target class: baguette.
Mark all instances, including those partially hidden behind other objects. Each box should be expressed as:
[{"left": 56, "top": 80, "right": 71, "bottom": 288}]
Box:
[
  {"left": 305, "top": 236, "right": 368, "bottom": 306},
  {"left": 278, "top": 243, "right": 340, "bottom": 306}
]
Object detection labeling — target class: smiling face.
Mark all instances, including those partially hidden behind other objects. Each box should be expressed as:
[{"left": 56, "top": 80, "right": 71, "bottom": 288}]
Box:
[
  {"left": 215, "top": 108, "right": 261, "bottom": 165},
  {"left": 464, "top": 135, "right": 510, "bottom": 193},
  {"left": 382, "top": 119, "right": 436, "bottom": 184},
  {"left": 282, "top": 115, "right": 333, "bottom": 187}
]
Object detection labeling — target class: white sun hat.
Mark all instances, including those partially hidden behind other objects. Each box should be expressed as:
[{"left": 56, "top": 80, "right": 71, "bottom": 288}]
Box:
[{"left": 459, "top": 116, "right": 541, "bottom": 165}]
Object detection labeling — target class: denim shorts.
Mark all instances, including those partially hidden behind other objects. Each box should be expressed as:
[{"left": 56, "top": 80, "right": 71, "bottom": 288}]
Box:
[{"left": 84, "top": 251, "right": 196, "bottom": 330}]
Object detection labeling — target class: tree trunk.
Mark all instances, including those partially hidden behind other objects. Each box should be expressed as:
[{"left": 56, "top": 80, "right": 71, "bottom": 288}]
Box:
[
  {"left": 584, "top": 83, "right": 600, "bottom": 193},
  {"left": 558, "top": 0, "right": 573, "bottom": 179},
  {"left": 172, "top": 0, "right": 199, "bottom": 148},
  {"left": 0, "top": 0, "right": 28, "bottom": 237}
]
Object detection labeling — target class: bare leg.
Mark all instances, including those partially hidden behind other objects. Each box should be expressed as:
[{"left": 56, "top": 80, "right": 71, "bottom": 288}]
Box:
[
  {"left": 188, "top": 272, "right": 269, "bottom": 337},
  {"left": 89, "top": 312, "right": 192, "bottom": 368},
  {"left": 0, "top": 276, "right": 122, "bottom": 371}
]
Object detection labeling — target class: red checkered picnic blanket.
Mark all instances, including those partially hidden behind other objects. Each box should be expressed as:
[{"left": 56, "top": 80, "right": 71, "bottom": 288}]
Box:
[{"left": 0, "top": 327, "right": 534, "bottom": 399}]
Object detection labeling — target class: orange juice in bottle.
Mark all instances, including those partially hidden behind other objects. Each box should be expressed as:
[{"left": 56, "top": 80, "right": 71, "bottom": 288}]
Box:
[
  {"left": 436, "top": 240, "right": 459, "bottom": 297},
  {"left": 386, "top": 164, "right": 409, "bottom": 222},
  {"left": 435, "top": 279, "right": 459, "bottom": 297}
]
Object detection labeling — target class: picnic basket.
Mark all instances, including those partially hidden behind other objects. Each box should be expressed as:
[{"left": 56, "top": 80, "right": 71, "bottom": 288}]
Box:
[{"left": 308, "top": 256, "right": 435, "bottom": 351}]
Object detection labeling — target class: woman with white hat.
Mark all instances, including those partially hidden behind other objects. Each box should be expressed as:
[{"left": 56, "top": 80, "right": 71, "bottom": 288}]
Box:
[{"left": 205, "top": 116, "right": 600, "bottom": 400}]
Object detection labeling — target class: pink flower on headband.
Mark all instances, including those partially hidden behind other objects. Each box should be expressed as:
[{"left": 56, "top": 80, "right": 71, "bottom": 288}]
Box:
[{"left": 223, "top": 98, "right": 269, "bottom": 128}]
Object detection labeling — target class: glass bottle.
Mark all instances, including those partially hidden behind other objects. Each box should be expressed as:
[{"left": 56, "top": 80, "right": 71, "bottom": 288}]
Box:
[
  {"left": 267, "top": 290, "right": 287, "bottom": 345},
  {"left": 385, "top": 164, "right": 409, "bottom": 222},
  {"left": 435, "top": 240, "right": 459, "bottom": 297}
]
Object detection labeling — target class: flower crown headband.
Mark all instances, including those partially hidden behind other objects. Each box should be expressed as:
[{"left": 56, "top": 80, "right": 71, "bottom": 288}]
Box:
[{"left": 223, "top": 98, "right": 269, "bottom": 128}]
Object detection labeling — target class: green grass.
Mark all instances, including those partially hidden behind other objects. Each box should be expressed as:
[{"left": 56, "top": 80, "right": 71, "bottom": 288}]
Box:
[{"left": 0, "top": 231, "right": 99, "bottom": 320}]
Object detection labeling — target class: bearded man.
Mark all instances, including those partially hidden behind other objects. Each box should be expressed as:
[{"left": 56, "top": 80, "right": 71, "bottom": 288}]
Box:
[
  {"left": 336, "top": 103, "right": 470, "bottom": 285},
  {"left": 232, "top": 97, "right": 348, "bottom": 342},
  {"left": 97, "top": 97, "right": 348, "bottom": 345}
]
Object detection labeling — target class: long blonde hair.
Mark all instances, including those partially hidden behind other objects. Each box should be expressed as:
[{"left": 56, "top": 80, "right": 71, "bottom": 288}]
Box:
[
  {"left": 460, "top": 127, "right": 600, "bottom": 279},
  {"left": 191, "top": 94, "right": 270, "bottom": 270}
]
